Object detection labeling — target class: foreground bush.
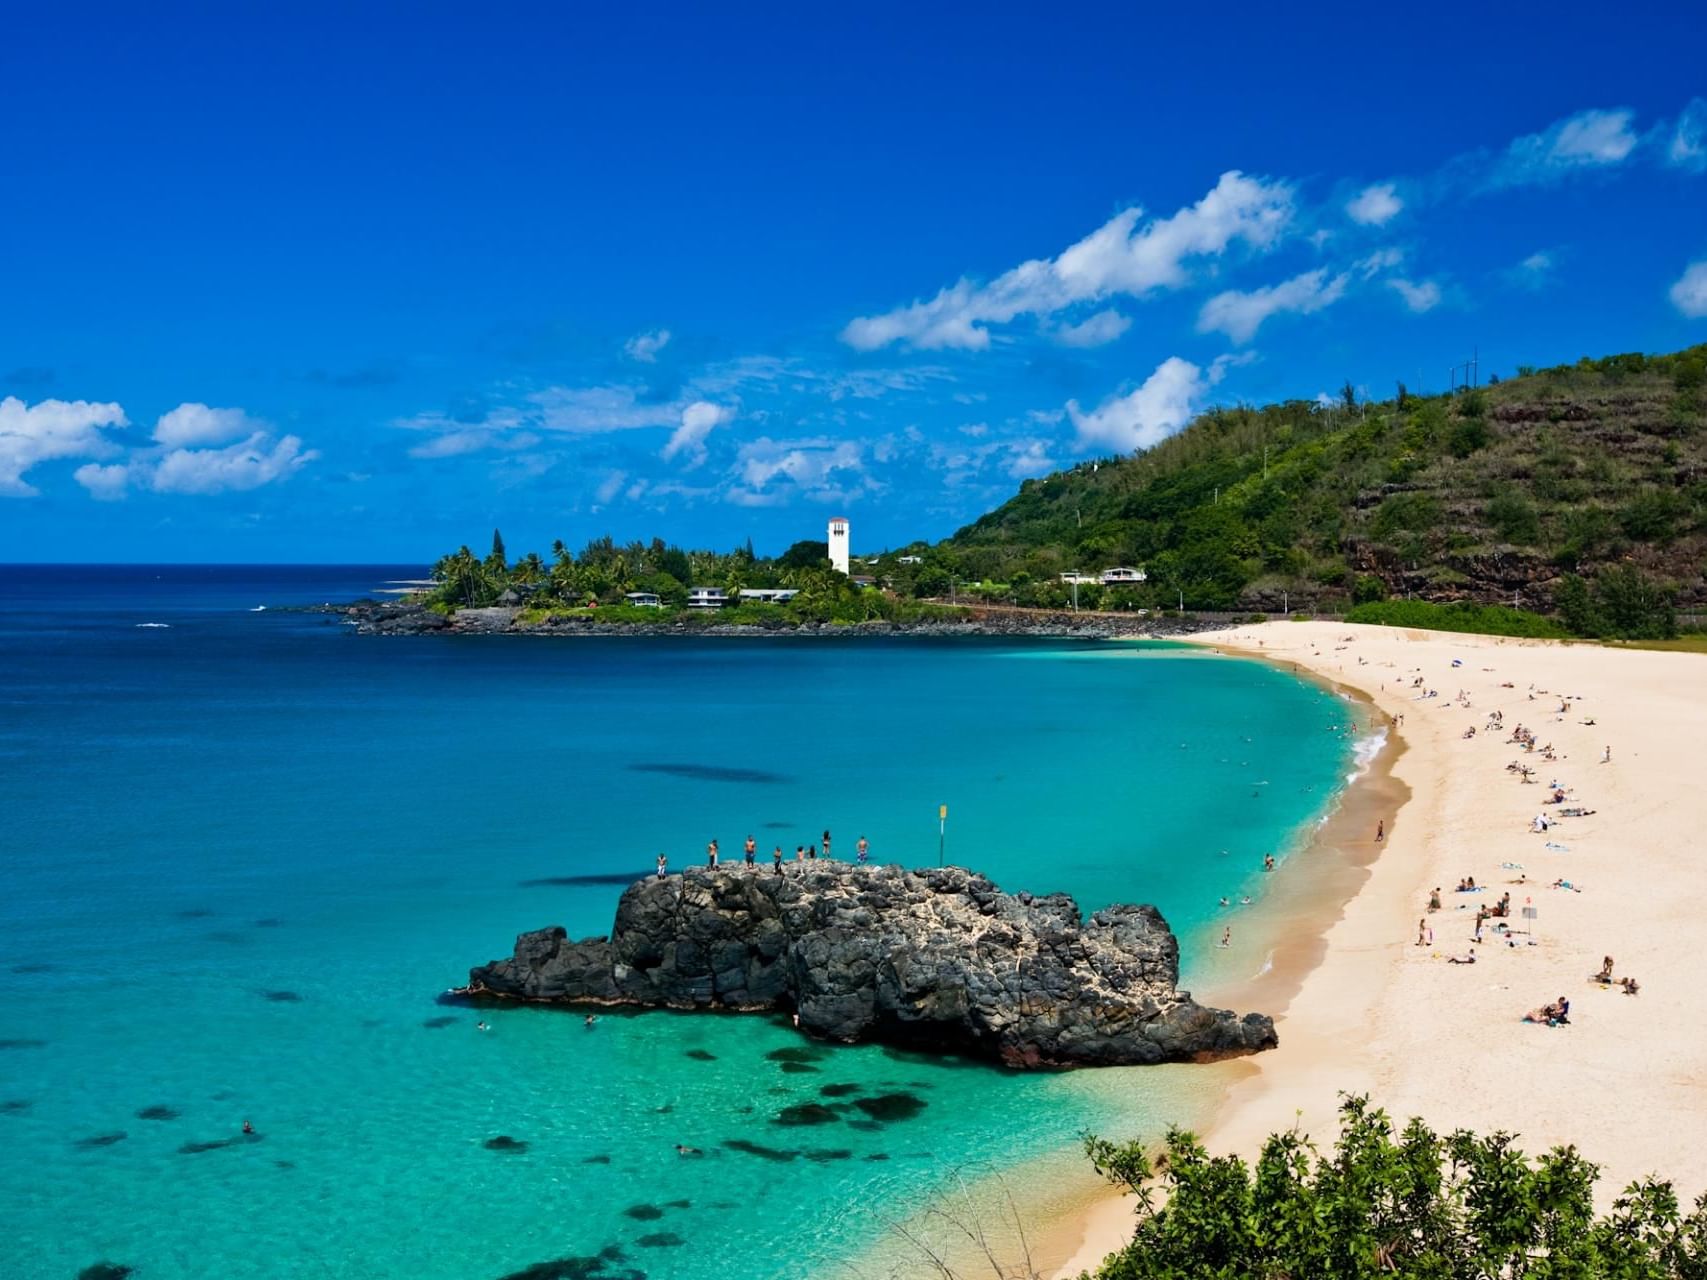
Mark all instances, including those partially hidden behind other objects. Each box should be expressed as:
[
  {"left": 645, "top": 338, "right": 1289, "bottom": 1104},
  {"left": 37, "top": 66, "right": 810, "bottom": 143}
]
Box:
[{"left": 1084, "top": 1095, "right": 1707, "bottom": 1279}]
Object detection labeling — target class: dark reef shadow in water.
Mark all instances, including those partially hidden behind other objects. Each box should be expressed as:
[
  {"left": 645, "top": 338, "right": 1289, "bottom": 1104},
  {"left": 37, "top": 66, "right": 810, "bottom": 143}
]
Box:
[
  {"left": 495, "top": 1254, "right": 641, "bottom": 1280},
  {"left": 11, "top": 962, "right": 57, "bottom": 974},
  {"left": 77, "top": 1264, "right": 133, "bottom": 1280},
  {"left": 0, "top": 1099, "right": 32, "bottom": 1115},
  {"left": 136, "top": 1105, "right": 179, "bottom": 1121},
  {"left": 628, "top": 762, "right": 791, "bottom": 785},
  {"left": 175, "top": 908, "right": 214, "bottom": 919},
  {"left": 518, "top": 873, "right": 644, "bottom": 888},
  {"left": 634, "top": 1233, "right": 684, "bottom": 1248},
  {"left": 179, "top": 1134, "right": 263, "bottom": 1154},
  {"left": 484, "top": 1136, "right": 528, "bottom": 1153},
  {"left": 0, "top": 1039, "right": 47, "bottom": 1050},
  {"left": 622, "top": 1204, "right": 664, "bottom": 1221},
  {"left": 422, "top": 1015, "right": 459, "bottom": 1028},
  {"left": 260, "top": 990, "right": 302, "bottom": 1002},
  {"left": 74, "top": 1132, "right": 127, "bottom": 1149}
]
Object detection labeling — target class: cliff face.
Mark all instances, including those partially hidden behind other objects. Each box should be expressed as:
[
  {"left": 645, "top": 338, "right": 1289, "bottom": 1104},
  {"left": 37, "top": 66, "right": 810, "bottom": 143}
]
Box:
[{"left": 466, "top": 864, "right": 1276, "bottom": 1069}]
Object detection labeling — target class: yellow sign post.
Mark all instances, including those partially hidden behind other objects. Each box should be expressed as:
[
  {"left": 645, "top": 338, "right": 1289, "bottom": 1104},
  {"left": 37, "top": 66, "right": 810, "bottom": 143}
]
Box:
[{"left": 938, "top": 804, "right": 948, "bottom": 866}]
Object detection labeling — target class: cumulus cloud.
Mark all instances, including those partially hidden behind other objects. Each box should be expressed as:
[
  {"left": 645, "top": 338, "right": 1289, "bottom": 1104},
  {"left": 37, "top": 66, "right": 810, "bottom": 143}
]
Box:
[
  {"left": 1066, "top": 356, "right": 1224, "bottom": 454},
  {"left": 660, "top": 401, "right": 733, "bottom": 468},
  {"left": 1197, "top": 268, "right": 1349, "bottom": 343},
  {"left": 841, "top": 170, "right": 1295, "bottom": 351},
  {"left": 1004, "top": 439, "right": 1054, "bottom": 478},
  {"left": 1346, "top": 182, "right": 1403, "bottom": 226},
  {"left": 1671, "top": 261, "right": 1707, "bottom": 318},
  {"left": 1053, "top": 308, "right": 1132, "bottom": 348},
  {"left": 73, "top": 462, "right": 132, "bottom": 500},
  {"left": 1670, "top": 99, "right": 1707, "bottom": 172},
  {"left": 1387, "top": 278, "right": 1443, "bottom": 312},
  {"left": 624, "top": 329, "right": 671, "bottom": 363},
  {"left": 152, "top": 403, "right": 263, "bottom": 448},
  {"left": 727, "top": 437, "right": 868, "bottom": 506},
  {"left": 1512, "top": 250, "right": 1555, "bottom": 287},
  {"left": 152, "top": 433, "right": 318, "bottom": 494},
  {"left": 594, "top": 471, "right": 627, "bottom": 504},
  {"left": 1490, "top": 107, "right": 1639, "bottom": 186},
  {"left": 0, "top": 396, "right": 129, "bottom": 497}
]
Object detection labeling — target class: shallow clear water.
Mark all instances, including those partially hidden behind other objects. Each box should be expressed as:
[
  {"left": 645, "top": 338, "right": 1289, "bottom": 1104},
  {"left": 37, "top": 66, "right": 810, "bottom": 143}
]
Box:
[{"left": 0, "top": 566, "right": 1355, "bottom": 1280}]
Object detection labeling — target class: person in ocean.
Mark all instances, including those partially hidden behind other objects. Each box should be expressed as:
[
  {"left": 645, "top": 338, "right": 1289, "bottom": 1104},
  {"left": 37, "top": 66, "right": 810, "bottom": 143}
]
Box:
[
  {"left": 656, "top": 853, "right": 667, "bottom": 880},
  {"left": 242, "top": 1120, "right": 254, "bottom": 1135},
  {"left": 584, "top": 1014, "right": 598, "bottom": 1028},
  {"left": 744, "top": 835, "right": 756, "bottom": 865},
  {"left": 1263, "top": 854, "right": 1275, "bottom": 872},
  {"left": 857, "top": 835, "right": 869, "bottom": 864},
  {"left": 476, "top": 1021, "right": 489, "bottom": 1032}
]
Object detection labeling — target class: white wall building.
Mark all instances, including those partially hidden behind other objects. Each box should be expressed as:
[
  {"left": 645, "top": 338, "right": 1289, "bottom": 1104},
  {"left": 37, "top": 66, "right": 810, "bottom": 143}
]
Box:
[{"left": 827, "top": 516, "right": 850, "bottom": 575}]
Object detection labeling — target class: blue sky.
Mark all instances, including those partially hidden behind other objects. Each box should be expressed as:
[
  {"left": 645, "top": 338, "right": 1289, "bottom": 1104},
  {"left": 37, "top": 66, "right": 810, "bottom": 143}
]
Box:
[{"left": 3, "top": 3, "right": 1705, "bottom": 563}]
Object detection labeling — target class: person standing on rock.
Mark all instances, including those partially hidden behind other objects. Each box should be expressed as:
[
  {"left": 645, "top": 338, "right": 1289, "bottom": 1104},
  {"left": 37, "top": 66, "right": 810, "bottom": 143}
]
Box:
[
  {"left": 707, "top": 839, "right": 719, "bottom": 868},
  {"left": 857, "top": 836, "right": 869, "bottom": 864},
  {"left": 772, "top": 845, "right": 783, "bottom": 875},
  {"left": 744, "top": 835, "right": 756, "bottom": 865},
  {"left": 656, "top": 853, "right": 667, "bottom": 880},
  {"left": 821, "top": 830, "right": 832, "bottom": 859}
]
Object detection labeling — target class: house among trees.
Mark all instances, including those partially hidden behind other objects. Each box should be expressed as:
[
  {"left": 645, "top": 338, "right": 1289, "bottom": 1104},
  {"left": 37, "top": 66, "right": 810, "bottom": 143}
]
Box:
[
  {"left": 1099, "top": 567, "right": 1148, "bottom": 585},
  {"left": 624, "top": 591, "right": 662, "bottom": 608},
  {"left": 686, "top": 586, "right": 729, "bottom": 609}
]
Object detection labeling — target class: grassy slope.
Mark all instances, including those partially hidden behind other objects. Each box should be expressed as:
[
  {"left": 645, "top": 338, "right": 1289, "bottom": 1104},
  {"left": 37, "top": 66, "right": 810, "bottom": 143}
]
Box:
[{"left": 938, "top": 346, "right": 1707, "bottom": 615}]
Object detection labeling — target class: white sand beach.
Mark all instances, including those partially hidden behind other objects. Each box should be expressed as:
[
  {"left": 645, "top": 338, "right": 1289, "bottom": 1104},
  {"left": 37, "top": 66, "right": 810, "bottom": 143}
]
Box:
[{"left": 1053, "top": 622, "right": 1707, "bottom": 1277}]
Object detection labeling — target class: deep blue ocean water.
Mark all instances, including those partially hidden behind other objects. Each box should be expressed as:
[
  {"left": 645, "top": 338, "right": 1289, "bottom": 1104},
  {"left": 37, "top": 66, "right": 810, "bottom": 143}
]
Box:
[{"left": 0, "top": 566, "right": 1357, "bottom": 1280}]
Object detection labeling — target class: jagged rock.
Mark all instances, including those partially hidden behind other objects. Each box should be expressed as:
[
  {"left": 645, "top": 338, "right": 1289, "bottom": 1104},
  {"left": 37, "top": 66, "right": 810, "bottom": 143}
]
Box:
[{"left": 464, "top": 864, "right": 1276, "bottom": 1069}]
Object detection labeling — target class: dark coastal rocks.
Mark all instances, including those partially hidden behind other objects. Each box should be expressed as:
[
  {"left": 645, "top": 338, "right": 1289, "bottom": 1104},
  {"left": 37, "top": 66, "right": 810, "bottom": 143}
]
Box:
[
  {"left": 464, "top": 863, "right": 1277, "bottom": 1069},
  {"left": 337, "top": 599, "right": 1226, "bottom": 641}
]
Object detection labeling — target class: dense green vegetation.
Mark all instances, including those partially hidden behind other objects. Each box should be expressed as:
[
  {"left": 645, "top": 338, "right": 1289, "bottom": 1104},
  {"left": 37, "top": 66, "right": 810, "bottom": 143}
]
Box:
[
  {"left": 915, "top": 346, "right": 1707, "bottom": 637},
  {"left": 1082, "top": 1095, "right": 1707, "bottom": 1279},
  {"left": 1341, "top": 600, "right": 1569, "bottom": 639},
  {"left": 426, "top": 530, "right": 965, "bottom": 626}
]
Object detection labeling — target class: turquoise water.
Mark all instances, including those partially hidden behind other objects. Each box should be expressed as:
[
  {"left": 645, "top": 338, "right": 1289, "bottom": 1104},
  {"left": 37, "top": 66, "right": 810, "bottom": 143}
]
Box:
[{"left": 0, "top": 567, "right": 1357, "bottom": 1280}]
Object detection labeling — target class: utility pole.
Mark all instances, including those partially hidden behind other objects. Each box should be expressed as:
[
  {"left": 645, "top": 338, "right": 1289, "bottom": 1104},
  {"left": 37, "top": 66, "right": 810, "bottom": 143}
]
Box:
[{"left": 1283, "top": 589, "right": 1288, "bottom": 617}]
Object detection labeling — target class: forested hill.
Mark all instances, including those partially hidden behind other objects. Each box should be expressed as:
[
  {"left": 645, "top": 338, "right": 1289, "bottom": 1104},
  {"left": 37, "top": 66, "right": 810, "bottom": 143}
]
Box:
[{"left": 936, "top": 345, "right": 1707, "bottom": 628}]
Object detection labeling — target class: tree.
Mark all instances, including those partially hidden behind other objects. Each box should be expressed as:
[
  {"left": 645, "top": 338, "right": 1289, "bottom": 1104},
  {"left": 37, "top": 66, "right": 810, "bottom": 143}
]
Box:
[
  {"left": 778, "top": 539, "right": 831, "bottom": 570},
  {"left": 1084, "top": 1095, "right": 1707, "bottom": 1280}
]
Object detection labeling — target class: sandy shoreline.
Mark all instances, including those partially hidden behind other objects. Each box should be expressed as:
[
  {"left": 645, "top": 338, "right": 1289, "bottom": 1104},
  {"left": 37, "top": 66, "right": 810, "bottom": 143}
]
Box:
[{"left": 1051, "top": 622, "right": 1707, "bottom": 1276}]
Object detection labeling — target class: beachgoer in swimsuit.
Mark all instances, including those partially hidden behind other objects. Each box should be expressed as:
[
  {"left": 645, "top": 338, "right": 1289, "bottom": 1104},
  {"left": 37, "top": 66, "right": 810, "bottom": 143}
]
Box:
[
  {"left": 857, "top": 836, "right": 868, "bottom": 864},
  {"left": 744, "top": 836, "right": 756, "bottom": 865},
  {"left": 242, "top": 1120, "right": 254, "bottom": 1135},
  {"left": 1375, "top": 820, "right": 1384, "bottom": 843},
  {"left": 707, "top": 839, "right": 719, "bottom": 868},
  {"left": 822, "top": 830, "right": 831, "bottom": 859},
  {"left": 656, "top": 854, "right": 667, "bottom": 880},
  {"left": 772, "top": 846, "right": 783, "bottom": 875}
]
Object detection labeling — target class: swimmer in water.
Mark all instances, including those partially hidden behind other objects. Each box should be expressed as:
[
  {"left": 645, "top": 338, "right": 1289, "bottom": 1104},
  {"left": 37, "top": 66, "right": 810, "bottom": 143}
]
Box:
[
  {"left": 675, "top": 1144, "right": 702, "bottom": 1156},
  {"left": 1219, "top": 896, "right": 1230, "bottom": 908},
  {"left": 242, "top": 1120, "right": 254, "bottom": 1135},
  {"left": 584, "top": 1015, "right": 598, "bottom": 1028},
  {"left": 476, "top": 1021, "right": 489, "bottom": 1032}
]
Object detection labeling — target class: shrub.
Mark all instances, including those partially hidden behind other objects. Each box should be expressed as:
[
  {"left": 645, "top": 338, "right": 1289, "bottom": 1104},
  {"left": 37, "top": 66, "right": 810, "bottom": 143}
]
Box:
[
  {"left": 1343, "top": 599, "right": 1568, "bottom": 639},
  {"left": 1085, "top": 1095, "right": 1707, "bottom": 1280}
]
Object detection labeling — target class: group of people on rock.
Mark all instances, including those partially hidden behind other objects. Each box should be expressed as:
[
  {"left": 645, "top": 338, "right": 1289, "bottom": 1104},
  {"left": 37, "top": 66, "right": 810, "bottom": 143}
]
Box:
[{"left": 656, "top": 831, "right": 872, "bottom": 879}]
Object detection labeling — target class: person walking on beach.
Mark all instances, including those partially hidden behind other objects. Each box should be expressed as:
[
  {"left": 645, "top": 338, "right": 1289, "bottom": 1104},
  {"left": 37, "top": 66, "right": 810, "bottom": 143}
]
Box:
[
  {"left": 656, "top": 853, "right": 667, "bottom": 880},
  {"left": 744, "top": 835, "right": 756, "bottom": 866},
  {"left": 1375, "top": 820, "right": 1384, "bottom": 843},
  {"left": 1219, "top": 927, "right": 1231, "bottom": 948},
  {"left": 707, "top": 839, "right": 719, "bottom": 868},
  {"left": 1603, "top": 744, "right": 1612, "bottom": 763},
  {"left": 857, "top": 835, "right": 869, "bottom": 864}
]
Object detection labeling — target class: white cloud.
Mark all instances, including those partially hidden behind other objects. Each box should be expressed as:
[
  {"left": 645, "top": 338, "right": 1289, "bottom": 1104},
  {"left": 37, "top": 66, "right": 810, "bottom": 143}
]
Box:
[
  {"left": 73, "top": 462, "right": 132, "bottom": 500},
  {"left": 153, "top": 403, "right": 261, "bottom": 448},
  {"left": 1066, "top": 356, "right": 1221, "bottom": 454},
  {"left": 1388, "top": 278, "right": 1442, "bottom": 312},
  {"left": 1510, "top": 250, "right": 1556, "bottom": 289},
  {"left": 1346, "top": 182, "right": 1403, "bottom": 226},
  {"left": 1492, "top": 108, "right": 1639, "bottom": 186},
  {"left": 1197, "top": 267, "right": 1348, "bottom": 343},
  {"left": 841, "top": 170, "right": 1295, "bottom": 351},
  {"left": 1053, "top": 308, "right": 1132, "bottom": 348},
  {"left": 1670, "top": 260, "right": 1707, "bottom": 318},
  {"left": 624, "top": 329, "right": 671, "bottom": 363},
  {"left": 594, "top": 471, "right": 627, "bottom": 504},
  {"left": 1004, "top": 439, "right": 1054, "bottom": 478},
  {"left": 660, "top": 400, "right": 733, "bottom": 468},
  {"left": 0, "top": 396, "right": 129, "bottom": 497},
  {"left": 407, "top": 429, "right": 539, "bottom": 459},
  {"left": 1668, "top": 99, "right": 1707, "bottom": 172},
  {"left": 728, "top": 436, "right": 868, "bottom": 505},
  {"left": 152, "top": 433, "right": 318, "bottom": 494}
]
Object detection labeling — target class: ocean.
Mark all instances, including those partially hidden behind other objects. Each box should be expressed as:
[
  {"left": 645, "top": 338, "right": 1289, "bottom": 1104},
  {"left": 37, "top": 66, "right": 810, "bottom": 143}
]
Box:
[{"left": 0, "top": 565, "right": 1359, "bottom": 1280}]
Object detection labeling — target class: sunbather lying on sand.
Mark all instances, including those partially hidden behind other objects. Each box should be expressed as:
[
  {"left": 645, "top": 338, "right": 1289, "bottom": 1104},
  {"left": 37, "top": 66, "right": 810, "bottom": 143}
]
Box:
[{"left": 1524, "top": 996, "right": 1571, "bottom": 1025}]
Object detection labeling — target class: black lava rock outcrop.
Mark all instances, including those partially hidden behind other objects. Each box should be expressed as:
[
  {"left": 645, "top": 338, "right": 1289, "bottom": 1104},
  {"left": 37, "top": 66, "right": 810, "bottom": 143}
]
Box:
[{"left": 465, "top": 864, "right": 1276, "bottom": 1068}]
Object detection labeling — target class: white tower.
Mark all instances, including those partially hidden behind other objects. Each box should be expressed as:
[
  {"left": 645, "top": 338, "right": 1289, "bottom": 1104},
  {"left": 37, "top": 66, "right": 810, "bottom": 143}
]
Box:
[{"left": 827, "top": 516, "right": 850, "bottom": 575}]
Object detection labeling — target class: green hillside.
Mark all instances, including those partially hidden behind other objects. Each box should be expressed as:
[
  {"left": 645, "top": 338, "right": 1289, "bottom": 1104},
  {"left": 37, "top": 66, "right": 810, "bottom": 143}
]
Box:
[{"left": 927, "top": 345, "right": 1707, "bottom": 636}]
